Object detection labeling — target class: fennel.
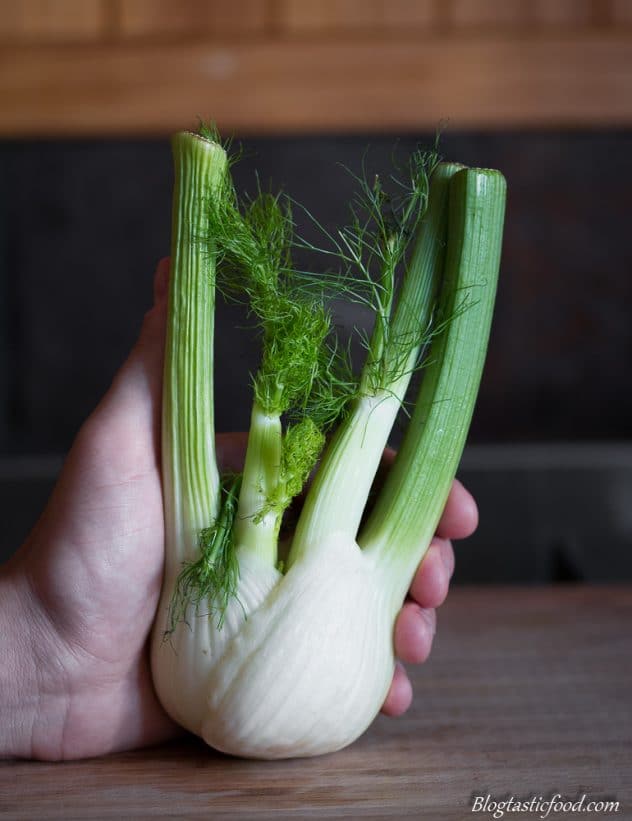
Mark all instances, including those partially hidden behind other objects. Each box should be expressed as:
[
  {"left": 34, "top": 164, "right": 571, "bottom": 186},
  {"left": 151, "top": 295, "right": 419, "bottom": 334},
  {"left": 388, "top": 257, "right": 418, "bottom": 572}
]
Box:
[{"left": 151, "top": 128, "right": 506, "bottom": 758}]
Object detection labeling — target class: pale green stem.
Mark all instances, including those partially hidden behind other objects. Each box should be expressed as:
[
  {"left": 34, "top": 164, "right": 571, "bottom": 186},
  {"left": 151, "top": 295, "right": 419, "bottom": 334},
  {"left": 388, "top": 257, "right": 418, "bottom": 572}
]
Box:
[
  {"left": 360, "top": 168, "right": 506, "bottom": 608},
  {"left": 387, "top": 164, "right": 465, "bottom": 381},
  {"left": 234, "top": 401, "right": 283, "bottom": 565},
  {"left": 287, "top": 163, "right": 458, "bottom": 567},
  {"left": 360, "top": 257, "right": 396, "bottom": 394},
  {"left": 287, "top": 389, "right": 404, "bottom": 566},
  {"left": 162, "top": 132, "right": 228, "bottom": 576}
]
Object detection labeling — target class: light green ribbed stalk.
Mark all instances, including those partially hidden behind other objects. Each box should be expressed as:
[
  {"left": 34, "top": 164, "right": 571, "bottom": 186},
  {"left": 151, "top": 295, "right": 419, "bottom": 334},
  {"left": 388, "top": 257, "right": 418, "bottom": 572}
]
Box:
[
  {"left": 234, "top": 402, "right": 283, "bottom": 564},
  {"left": 162, "top": 132, "right": 228, "bottom": 575},
  {"left": 288, "top": 163, "right": 459, "bottom": 566},
  {"left": 361, "top": 168, "right": 506, "bottom": 605},
  {"left": 387, "top": 163, "right": 466, "bottom": 381}
]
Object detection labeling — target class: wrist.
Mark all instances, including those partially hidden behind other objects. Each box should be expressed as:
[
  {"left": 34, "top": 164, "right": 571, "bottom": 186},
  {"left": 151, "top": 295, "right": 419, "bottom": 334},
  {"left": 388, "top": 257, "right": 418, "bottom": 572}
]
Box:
[{"left": 0, "top": 565, "right": 38, "bottom": 759}]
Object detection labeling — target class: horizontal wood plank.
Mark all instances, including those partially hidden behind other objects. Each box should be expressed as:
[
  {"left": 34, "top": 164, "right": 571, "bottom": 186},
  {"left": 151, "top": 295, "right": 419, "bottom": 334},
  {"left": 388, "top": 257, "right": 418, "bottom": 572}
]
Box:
[
  {"left": 1, "top": 34, "right": 632, "bottom": 135},
  {"left": 530, "top": 0, "right": 594, "bottom": 27},
  {"left": 0, "top": 0, "right": 105, "bottom": 42},
  {"left": 449, "top": 0, "right": 527, "bottom": 28},
  {"left": 450, "top": 0, "right": 595, "bottom": 29},
  {"left": 115, "top": 0, "right": 268, "bottom": 37},
  {"left": 611, "top": 0, "right": 632, "bottom": 24},
  {"left": 382, "top": 0, "right": 437, "bottom": 28},
  {"left": 278, "top": 0, "right": 436, "bottom": 31},
  {"left": 444, "top": 0, "right": 596, "bottom": 30},
  {"left": 1, "top": 587, "right": 630, "bottom": 818}
]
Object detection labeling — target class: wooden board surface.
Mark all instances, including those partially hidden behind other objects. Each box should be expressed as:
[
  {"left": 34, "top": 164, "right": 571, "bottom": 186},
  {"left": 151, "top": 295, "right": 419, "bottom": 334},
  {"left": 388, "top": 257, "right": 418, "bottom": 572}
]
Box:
[
  {"left": 2, "top": 34, "right": 632, "bottom": 137},
  {"left": 1, "top": 0, "right": 632, "bottom": 134},
  {"left": 1, "top": 585, "right": 631, "bottom": 819}
]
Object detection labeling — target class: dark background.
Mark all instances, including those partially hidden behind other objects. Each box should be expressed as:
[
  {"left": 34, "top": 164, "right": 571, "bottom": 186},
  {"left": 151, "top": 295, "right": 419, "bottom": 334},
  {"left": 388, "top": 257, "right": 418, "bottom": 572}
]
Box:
[{"left": 2, "top": 131, "right": 632, "bottom": 579}]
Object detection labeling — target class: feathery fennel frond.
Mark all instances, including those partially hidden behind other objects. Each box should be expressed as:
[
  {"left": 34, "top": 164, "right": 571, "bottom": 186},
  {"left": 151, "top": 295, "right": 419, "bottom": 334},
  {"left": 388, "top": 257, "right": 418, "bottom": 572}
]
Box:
[
  {"left": 292, "top": 146, "right": 441, "bottom": 398},
  {"left": 166, "top": 474, "right": 242, "bottom": 635},
  {"left": 202, "top": 166, "right": 358, "bottom": 429}
]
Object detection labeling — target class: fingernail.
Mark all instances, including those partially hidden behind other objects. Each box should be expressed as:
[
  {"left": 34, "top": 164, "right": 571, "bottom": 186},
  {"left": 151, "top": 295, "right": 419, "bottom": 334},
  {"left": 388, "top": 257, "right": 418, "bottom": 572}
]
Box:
[
  {"left": 424, "top": 608, "right": 437, "bottom": 637},
  {"left": 439, "top": 541, "right": 454, "bottom": 578}
]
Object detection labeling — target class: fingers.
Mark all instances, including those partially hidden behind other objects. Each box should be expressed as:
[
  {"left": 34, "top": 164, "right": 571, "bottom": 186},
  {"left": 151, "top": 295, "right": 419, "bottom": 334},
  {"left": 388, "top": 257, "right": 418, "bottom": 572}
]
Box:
[
  {"left": 436, "top": 478, "right": 478, "bottom": 540},
  {"left": 394, "top": 539, "right": 448, "bottom": 664},
  {"left": 384, "top": 536, "right": 456, "bottom": 717},
  {"left": 382, "top": 602, "right": 437, "bottom": 716},
  {"left": 394, "top": 537, "right": 452, "bottom": 681},
  {"left": 388, "top": 477, "right": 471, "bottom": 674},
  {"left": 380, "top": 662, "right": 413, "bottom": 717},
  {"left": 409, "top": 537, "right": 454, "bottom": 608},
  {"left": 394, "top": 602, "right": 436, "bottom": 664}
]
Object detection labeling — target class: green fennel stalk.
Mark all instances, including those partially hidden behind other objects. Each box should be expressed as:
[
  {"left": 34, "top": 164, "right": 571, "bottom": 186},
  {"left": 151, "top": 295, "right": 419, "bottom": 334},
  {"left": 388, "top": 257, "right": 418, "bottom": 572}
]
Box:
[
  {"left": 287, "top": 160, "right": 461, "bottom": 564},
  {"left": 162, "top": 132, "right": 226, "bottom": 576},
  {"left": 151, "top": 126, "right": 507, "bottom": 759},
  {"left": 361, "top": 168, "right": 506, "bottom": 604},
  {"left": 161, "top": 125, "right": 505, "bottom": 633}
]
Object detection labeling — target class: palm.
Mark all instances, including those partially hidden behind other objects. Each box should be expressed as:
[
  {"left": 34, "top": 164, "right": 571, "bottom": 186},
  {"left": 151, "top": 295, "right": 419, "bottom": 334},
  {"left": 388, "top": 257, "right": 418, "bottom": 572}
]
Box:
[{"left": 18, "top": 330, "right": 178, "bottom": 759}]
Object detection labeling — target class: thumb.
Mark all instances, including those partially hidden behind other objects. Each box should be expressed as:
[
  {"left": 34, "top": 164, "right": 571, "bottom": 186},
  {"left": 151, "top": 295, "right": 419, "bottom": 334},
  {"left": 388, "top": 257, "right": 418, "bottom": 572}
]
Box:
[
  {"left": 111, "top": 256, "right": 169, "bottom": 411},
  {"left": 77, "top": 258, "right": 169, "bottom": 463},
  {"left": 104, "top": 257, "right": 168, "bottom": 409},
  {"left": 22, "top": 259, "right": 170, "bottom": 561}
]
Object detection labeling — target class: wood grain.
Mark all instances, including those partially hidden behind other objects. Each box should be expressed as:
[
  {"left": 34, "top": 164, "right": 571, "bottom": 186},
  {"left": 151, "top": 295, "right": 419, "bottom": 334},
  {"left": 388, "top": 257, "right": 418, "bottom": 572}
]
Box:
[
  {"left": 449, "top": 0, "right": 597, "bottom": 29},
  {"left": 530, "top": 0, "right": 594, "bottom": 27},
  {"left": 449, "top": 0, "right": 527, "bottom": 29},
  {"left": 1, "top": 34, "right": 632, "bottom": 136},
  {"left": 0, "top": 0, "right": 631, "bottom": 134},
  {"left": 277, "top": 0, "right": 436, "bottom": 32},
  {"left": 0, "top": 0, "right": 105, "bottom": 42},
  {"left": 0, "top": 586, "right": 630, "bottom": 819},
  {"left": 611, "top": 0, "right": 632, "bottom": 24},
  {"left": 115, "top": 0, "right": 268, "bottom": 38}
]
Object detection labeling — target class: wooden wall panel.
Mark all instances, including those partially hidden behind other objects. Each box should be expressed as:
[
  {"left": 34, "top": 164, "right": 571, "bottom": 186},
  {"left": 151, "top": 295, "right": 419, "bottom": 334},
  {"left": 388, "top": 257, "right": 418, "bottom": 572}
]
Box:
[
  {"left": 278, "top": 0, "right": 381, "bottom": 31},
  {"left": 449, "top": 0, "right": 527, "bottom": 29},
  {"left": 0, "top": 0, "right": 104, "bottom": 42},
  {"left": 277, "top": 0, "right": 436, "bottom": 32},
  {"left": 530, "top": 0, "right": 593, "bottom": 27},
  {"left": 1, "top": 36, "right": 631, "bottom": 136},
  {"left": 116, "top": 0, "right": 267, "bottom": 37},
  {"left": 381, "top": 0, "right": 436, "bottom": 28},
  {"left": 611, "top": 0, "right": 632, "bottom": 24},
  {"left": 450, "top": 0, "right": 597, "bottom": 30},
  {"left": 0, "top": 0, "right": 631, "bottom": 133}
]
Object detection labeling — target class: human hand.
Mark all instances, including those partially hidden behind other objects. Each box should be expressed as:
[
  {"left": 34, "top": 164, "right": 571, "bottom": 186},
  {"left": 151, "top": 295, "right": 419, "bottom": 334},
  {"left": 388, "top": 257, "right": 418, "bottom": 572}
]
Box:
[
  {"left": 385, "top": 475, "right": 477, "bottom": 715},
  {"left": 1, "top": 258, "right": 174, "bottom": 761},
  {"left": 0, "top": 259, "right": 477, "bottom": 760}
]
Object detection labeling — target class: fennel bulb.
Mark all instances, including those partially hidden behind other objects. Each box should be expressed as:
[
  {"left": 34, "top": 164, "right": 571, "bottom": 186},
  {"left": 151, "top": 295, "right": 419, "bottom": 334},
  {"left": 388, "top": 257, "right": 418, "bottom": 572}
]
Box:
[{"left": 151, "top": 128, "right": 506, "bottom": 758}]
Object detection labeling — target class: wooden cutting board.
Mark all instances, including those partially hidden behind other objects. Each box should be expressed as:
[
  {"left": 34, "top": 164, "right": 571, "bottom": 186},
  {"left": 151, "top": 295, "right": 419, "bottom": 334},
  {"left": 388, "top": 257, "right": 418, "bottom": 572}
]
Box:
[{"left": 1, "top": 586, "right": 631, "bottom": 820}]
